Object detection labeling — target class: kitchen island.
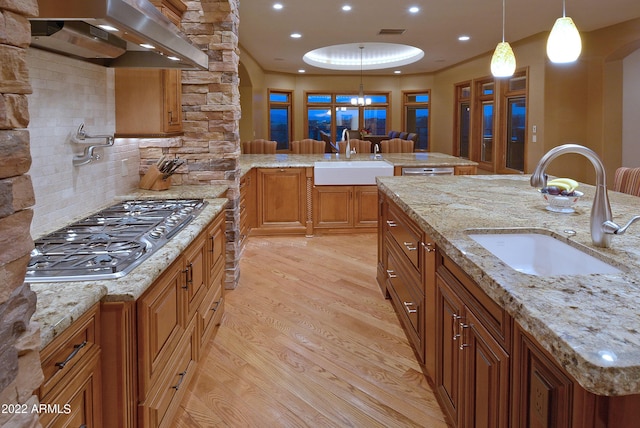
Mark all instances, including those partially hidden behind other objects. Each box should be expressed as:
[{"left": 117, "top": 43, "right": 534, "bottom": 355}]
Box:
[{"left": 377, "top": 174, "right": 640, "bottom": 427}]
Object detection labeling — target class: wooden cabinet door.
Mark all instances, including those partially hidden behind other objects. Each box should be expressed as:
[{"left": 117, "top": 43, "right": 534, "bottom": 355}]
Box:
[
  {"left": 313, "top": 185, "right": 352, "bottom": 228},
  {"left": 207, "top": 212, "right": 225, "bottom": 287},
  {"left": 353, "top": 185, "right": 379, "bottom": 227},
  {"left": 435, "top": 274, "right": 465, "bottom": 426},
  {"left": 257, "top": 168, "right": 306, "bottom": 230},
  {"left": 137, "top": 257, "right": 186, "bottom": 400},
  {"left": 163, "top": 69, "right": 182, "bottom": 133},
  {"left": 454, "top": 165, "right": 477, "bottom": 175},
  {"left": 461, "top": 309, "right": 510, "bottom": 428},
  {"left": 183, "top": 232, "right": 207, "bottom": 322}
]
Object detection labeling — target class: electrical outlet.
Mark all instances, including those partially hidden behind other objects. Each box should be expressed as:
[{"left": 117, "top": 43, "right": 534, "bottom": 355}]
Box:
[
  {"left": 121, "top": 159, "right": 128, "bottom": 177},
  {"left": 532, "top": 125, "right": 537, "bottom": 133}
]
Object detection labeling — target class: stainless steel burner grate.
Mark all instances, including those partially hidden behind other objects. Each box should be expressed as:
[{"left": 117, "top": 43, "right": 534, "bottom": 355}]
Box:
[{"left": 26, "top": 199, "right": 207, "bottom": 282}]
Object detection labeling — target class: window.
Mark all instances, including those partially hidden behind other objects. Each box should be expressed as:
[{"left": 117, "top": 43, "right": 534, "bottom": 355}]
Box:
[
  {"left": 454, "top": 84, "right": 471, "bottom": 158},
  {"left": 306, "top": 92, "right": 388, "bottom": 142},
  {"left": 404, "top": 91, "right": 430, "bottom": 150},
  {"left": 454, "top": 71, "right": 527, "bottom": 173},
  {"left": 268, "top": 90, "right": 292, "bottom": 150}
]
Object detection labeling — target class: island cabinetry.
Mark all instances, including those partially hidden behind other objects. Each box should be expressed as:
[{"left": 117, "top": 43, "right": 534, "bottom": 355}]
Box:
[
  {"left": 312, "top": 185, "right": 378, "bottom": 231},
  {"left": 254, "top": 167, "right": 308, "bottom": 234},
  {"left": 511, "top": 323, "right": 640, "bottom": 428},
  {"left": 239, "top": 169, "right": 256, "bottom": 248},
  {"left": 435, "top": 253, "right": 511, "bottom": 428},
  {"left": 101, "top": 210, "right": 227, "bottom": 428},
  {"left": 378, "top": 195, "right": 432, "bottom": 364},
  {"left": 38, "top": 303, "right": 102, "bottom": 428}
]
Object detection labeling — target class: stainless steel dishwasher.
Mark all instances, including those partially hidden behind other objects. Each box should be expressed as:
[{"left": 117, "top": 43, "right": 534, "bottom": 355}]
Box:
[{"left": 401, "top": 167, "right": 455, "bottom": 176}]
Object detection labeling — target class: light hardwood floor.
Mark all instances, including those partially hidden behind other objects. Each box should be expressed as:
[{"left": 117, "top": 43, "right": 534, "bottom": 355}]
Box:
[{"left": 174, "top": 233, "right": 448, "bottom": 427}]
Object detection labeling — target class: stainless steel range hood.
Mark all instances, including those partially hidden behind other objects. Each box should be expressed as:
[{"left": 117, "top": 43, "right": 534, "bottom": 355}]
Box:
[{"left": 30, "top": 0, "right": 208, "bottom": 70}]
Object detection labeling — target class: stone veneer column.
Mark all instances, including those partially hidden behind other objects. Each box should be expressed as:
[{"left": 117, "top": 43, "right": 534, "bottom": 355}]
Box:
[
  {"left": 179, "top": 0, "right": 241, "bottom": 288},
  {"left": 0, "top": 1, "right": 45, "bottom": 427}
]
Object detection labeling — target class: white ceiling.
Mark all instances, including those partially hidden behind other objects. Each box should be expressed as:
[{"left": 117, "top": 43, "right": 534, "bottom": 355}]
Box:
[{"left": 238, "top": 0, "right": 640, "bottom": 75}]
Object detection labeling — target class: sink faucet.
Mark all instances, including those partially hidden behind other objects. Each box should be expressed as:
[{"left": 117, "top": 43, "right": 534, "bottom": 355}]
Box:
[
  {"left": 373, "top": 144, "right": 382, "bottom": 159},
  {"left": 530, "top": 143, "right": 640, "bottom": 247}
]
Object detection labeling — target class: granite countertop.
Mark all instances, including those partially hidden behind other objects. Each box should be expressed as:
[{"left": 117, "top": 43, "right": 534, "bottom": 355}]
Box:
[
  {"left": 238, "top": 152, "right": 478, "bottom": 176},
  {"left": 31, "top": 186, "right": 229, "bottom": 350},
  {"left": 377, "top": 174, "right": 640, "bottom": 396}
]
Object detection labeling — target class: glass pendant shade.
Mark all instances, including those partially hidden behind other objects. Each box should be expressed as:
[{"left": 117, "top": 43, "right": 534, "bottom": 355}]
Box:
[
  {"left": 491, "top": 41, "right": 516, "bottom": 77},
  {"left": 547, "top": 16, "right": 582, "bottom": 63},
  {"left": 351, "top": 47, "right": 372, "bottom": 106}
]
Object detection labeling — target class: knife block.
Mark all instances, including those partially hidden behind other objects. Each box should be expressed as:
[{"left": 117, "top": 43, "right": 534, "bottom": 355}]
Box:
[{"left": 139, "top": 165, "right": 171, "bottom": 191}]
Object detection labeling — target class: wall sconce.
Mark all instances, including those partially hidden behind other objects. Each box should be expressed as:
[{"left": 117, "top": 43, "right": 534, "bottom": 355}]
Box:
[
  {"left": 490, "top": 0, "right": 516, "bottom": 77},
  {"left": 546, "top": 0, "right": 582, "bottom": 63}
]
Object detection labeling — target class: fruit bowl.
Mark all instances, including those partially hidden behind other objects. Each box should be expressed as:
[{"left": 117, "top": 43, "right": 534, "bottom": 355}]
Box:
[{"left": 539, "top": 189, "right": 584, "bottom": 213}]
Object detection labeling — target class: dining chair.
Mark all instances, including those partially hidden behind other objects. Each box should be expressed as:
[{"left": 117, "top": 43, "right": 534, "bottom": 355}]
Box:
[
  {"left": 379, "top": 138, "right": 415, "bottom": 153},
  {"left": 613, "top": 167, "right": 640, "bottom": 196},
  {"left": 241, "top": 139, "right": 277, "bottom": 154},
  {"left": 338, "top": 139, "right": 372, "bottom": 154},
  {"left": 290, "top": 139, "right": 325, "bottom": 154}
]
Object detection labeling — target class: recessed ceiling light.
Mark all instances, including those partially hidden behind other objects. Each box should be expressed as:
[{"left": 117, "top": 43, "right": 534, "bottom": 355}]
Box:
[
  {"left": 98, "top": 24, "right": 118, "bottom": 32},
  {"left": 394, "top": 70, "right": 402, "bottom": 74},
  {"left": 458, "top": 35, "right": 471, "bottom": 41},
  {"left": 298, "top": 69, "right": 306, "bottom": 73},
  {"left": 273, "top": 3, "right": 283, "bottom": 10},
  {"left": 290, "top": 33, "right": 302, "bottom": 39},
  {"left": 409, "top": 6, "right": 420, "bottom": 14},
  {"left": 140, "top": 43, "right": 155, "bottom": 49},
  {"left": 342, "top": 5, "right": 352, "bottom": 11}
]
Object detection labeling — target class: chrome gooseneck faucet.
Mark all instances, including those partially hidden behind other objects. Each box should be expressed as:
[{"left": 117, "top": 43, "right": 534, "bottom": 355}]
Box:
[{"left": 531, "top": 143, "right": 640, "bottom": 247}]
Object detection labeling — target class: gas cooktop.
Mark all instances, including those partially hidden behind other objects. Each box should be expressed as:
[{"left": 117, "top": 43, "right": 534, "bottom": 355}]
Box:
[{"left": 26, "top": 199, "right": 208, "bottom": 283}]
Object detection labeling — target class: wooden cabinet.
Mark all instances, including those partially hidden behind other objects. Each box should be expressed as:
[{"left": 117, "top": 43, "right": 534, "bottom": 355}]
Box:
[
  {"left": 454, "top": 165, "right": 477, "bottom": 175},
  {"left": 101, "top": 210, "right": 227, "bottom": 428},
  {"left": 239, "top": 169, "right": 256, "bottom": 248},
  {"left": 149, "top": 0, "right": 187, "bottom": 27},
  {"left": 435, "top": 254, "right": 511, "bottom": 428},
  {"left": 313, "top": 185, "right": 379, "bottom": 231},
  {"left": 378, "top": 196, "right": 435, "bottom": 365},
  {"left": 38, "top": 303, "right": 102, "bottom": 428},
  {"left": 115, "top": 69, "right": 183, "bottom": 137},
  {"left": 255, "top": 167, "right": 308, "bottom": 234}
]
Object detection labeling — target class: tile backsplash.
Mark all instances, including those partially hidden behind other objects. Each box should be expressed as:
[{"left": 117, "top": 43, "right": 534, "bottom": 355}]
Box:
[{"left": 27, "top": 48, "right": 140, "bottom": 238}]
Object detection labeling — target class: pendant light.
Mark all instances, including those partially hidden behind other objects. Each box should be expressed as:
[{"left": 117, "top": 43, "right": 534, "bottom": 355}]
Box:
[
  {"left": 546, "top": 0, "right": 582, "bottom": 63},
  {"left": 351, "top": 46, "right": 372, "bottom": 106},
  {"left": 490, "top": 0, "right": 516, "bottom": 78}
]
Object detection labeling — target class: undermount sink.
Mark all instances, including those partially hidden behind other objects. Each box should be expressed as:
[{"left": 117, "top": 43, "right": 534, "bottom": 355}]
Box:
[
  {"left": 467, "top": 231, "right": 622, "bottom": 276},
  {"left": 314, "top": 160, "right": 394, "bottom": 185}
]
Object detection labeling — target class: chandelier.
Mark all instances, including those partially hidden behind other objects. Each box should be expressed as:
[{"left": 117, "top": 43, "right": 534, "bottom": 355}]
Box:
[{"left": 351, "top": 46, "right": 372, "bottom": 106}]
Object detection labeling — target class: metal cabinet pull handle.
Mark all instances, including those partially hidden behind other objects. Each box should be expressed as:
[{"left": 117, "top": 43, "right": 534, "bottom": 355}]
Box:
[
  {"left": 386, "top": 220, "right": 397, "bottom": 227},
  {"left": 452, "top": 314, "right": 461, "bottom": 341},
  {"left": 55, "top": 341, "right": 87, "bottom": 369},
  {"left": 386, "top": 269, "right": 397, "bottom": 279},
  {"left": 422, "top": 241, "right": 435, "bottom": 252},
  {"left": 182, "top": 263, "right": 192, "bottom": 289},
  {"left": 403, "top": 241, "right": 417, "bottom": 251},
  {"left": 172, "top": 370, "right": 187, "bottom": 390},
  {"left": 459, "top": 322, "right": 470, "bottom": 350},
  {"left": 403, "top": 301, "right": 418, "bottom": 314},
  {"left": 211, "top": 299, "right": 222, "bottom": 312},
  {"left": 209, "top": 236, "right": 215, "bottom": 252}
]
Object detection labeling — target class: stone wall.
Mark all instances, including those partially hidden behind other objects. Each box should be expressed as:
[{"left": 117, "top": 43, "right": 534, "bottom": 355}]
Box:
[
  {"left": 0, "top": 1, "right": 45, "bottom": 427},
  {"left": 139, "top": 0, "right": 242, "bottom": 288}
]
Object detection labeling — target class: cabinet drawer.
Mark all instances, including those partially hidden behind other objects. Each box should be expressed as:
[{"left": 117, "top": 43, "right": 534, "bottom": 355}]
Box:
[
  {"left": 40, "top": 303, "right": 100, "bottom": 398},
  {"left": 385, "top": 245, "right": 424, "bottom": 362},
  {"left": 140, "top": 320, "right": 197, "bottom": 428},
  {"left": 386, "top": 203, "right": 422, "bottom": 274},
  {"left": 438, "top": 253, "right": 511, "bottom": 349}
]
